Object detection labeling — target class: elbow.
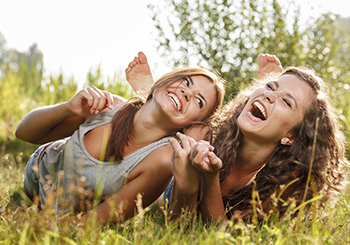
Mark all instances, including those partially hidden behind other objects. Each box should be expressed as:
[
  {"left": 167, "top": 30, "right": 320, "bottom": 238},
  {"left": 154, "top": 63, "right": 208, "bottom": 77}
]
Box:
[
  {"left": 15, "top": 122, "right": 37, "bottom": 143},
  {"left": 15, "top": 124, "right": 24, "bottom": 140}
]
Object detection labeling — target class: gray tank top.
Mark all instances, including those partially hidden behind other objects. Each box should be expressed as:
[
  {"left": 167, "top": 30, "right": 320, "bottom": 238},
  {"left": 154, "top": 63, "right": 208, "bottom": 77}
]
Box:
[{"left": 38, "top": 102, "right": 171, "bottom": 212}]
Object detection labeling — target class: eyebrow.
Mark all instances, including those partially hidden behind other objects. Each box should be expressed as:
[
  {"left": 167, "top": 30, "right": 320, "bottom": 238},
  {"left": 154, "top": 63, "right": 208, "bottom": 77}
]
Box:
[
  {"left": 188, "top": 76, "right": 208, "bottom": 107},
  {"left": 273, "top": 81, "right": 298, "bottom": 108}
]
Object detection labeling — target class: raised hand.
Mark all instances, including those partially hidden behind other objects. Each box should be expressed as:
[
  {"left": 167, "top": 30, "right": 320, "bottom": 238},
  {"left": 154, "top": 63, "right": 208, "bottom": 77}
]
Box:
[
  {"left": 258, "top": 54, "right": 283, "bottom": 79},
  {"left": 168, "top": 132, "right": 200, "bottom": 195},
  {"left": 68, "top": 86, "right": 114, "bottom": 117},
  {"left": 190, "top": 140, "right": 223, "bottom": 174},
  {"left": 125, "top": 51, "right": 155, "bottom": 97}
]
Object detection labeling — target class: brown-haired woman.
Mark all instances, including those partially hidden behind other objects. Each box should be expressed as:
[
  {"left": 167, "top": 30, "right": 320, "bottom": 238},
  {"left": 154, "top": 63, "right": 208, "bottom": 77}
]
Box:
[
  {"left": 169, "top": 65, "right": 349, "bottom": 221},
  {"left": 127, "top": 52, "right": 348, "bottom": 221},
  {"left": 16, "top": 61, "right": 225, "bottom": 225}
]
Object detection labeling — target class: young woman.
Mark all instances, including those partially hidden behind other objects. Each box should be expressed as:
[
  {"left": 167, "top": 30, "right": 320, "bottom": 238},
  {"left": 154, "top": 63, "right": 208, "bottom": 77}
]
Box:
[
  {"left": 127, "top": 52, "right": 349, "bottom": 221},
  {"left": 16, "top": 64, "right": 225, "bottom": 224},
  {"left": 168, "top": 66, "right": 349, "bottom": 221}
]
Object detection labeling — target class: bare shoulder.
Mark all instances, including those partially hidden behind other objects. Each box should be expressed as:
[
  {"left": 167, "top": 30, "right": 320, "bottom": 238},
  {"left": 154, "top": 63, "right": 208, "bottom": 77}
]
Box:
[
  {"left": 146, "top": 144, "right": 173, "bottom": 168},
  {"left": 126, "top": 144, "right": 173, "bottom": 181}
]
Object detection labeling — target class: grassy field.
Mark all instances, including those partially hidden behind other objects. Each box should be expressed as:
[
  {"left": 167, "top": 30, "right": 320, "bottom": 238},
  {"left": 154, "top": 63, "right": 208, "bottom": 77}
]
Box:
[
  {"left": 0, "top": 150, "right": 349, "bottom": 244},
  {"left": 1, "top": 64, "right": 349, "bottom": 244}
]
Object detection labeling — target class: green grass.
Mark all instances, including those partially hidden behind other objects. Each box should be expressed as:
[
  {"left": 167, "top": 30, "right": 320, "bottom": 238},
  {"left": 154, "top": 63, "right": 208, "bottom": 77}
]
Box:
[
  {"left": 1, "top": 61, "right": 349, "bottom": 244},
  {"left": 1, "top": 152, "right": 349, "bottom": 244}
]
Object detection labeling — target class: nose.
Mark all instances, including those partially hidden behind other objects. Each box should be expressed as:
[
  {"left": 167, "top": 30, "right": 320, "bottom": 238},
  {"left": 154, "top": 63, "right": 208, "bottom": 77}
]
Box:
[
  {"left": 264, "top": 90, "right": 276, "bottom": 103},
  {"left": 181, "top": 87, "right": 192, "bottom": 101}
]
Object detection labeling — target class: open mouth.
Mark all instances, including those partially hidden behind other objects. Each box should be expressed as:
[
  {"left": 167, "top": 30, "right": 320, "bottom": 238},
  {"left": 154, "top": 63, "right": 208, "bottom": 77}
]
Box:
[
  {"left": 168, "top": 92, "right": 182, "bottom": 112},
  {"left": 250, "top": 101, "right": 267, "bottom": 120}
]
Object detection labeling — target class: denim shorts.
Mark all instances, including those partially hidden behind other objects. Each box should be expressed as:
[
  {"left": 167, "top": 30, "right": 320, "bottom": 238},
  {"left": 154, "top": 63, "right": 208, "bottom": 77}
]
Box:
[
  {"left": 163, "top": 177, "right": 175, "bottom": 210},
  {"left": 23, "top": 145, "right": 45, "bottom": 199}
]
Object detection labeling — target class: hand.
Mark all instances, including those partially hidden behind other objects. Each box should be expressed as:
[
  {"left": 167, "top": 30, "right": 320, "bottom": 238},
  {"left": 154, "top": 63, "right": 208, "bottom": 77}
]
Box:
[
  {"left": 258, "top": 54, "right": 283, "bottom": 79},
  {"left": 168, "top": 132, "right": 200, "bottom": 195},
  {"left": 67, "top": 86, "right": 114, "bottom": 117},
  {"left": 190, "top": 141, "right": 222, "bottom": 174}
]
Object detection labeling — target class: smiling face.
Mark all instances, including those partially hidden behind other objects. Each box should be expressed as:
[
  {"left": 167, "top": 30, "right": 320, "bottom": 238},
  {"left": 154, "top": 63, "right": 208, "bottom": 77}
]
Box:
[
  {"left": 154, "top": 75, "right": 217, "bottom": 128},
  {"left": 237, "top": 74, "right": 316, "bottom": 145}
]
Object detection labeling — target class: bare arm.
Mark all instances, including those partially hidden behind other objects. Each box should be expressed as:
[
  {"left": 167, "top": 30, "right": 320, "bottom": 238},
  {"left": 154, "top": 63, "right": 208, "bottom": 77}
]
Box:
[
  {"left": 167, "top": 133, "right": 200, "bottom": 217},
  {"left": 93, "top": 146, "right": 173, "bottom": 224},
  {"left": 190, "top": 141, "right": 227, "bottom": 222},
  {"left": 199, "top": 172, "right": 227, "bottom": 222},
  {"left": 15, "top": 86, "right": 114, "bottom": 144}
]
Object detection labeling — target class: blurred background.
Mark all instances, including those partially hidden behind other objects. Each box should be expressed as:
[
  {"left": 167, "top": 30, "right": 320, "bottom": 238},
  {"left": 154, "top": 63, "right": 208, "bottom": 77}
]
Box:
[{"left": 1, "top": 0, "right": 349, "bottom": 160}]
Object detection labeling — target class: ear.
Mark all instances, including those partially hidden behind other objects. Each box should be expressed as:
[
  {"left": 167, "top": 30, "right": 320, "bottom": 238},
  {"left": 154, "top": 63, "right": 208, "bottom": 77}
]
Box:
[{"left": 280, "top": 135, "right": 295, "bottom": 146}]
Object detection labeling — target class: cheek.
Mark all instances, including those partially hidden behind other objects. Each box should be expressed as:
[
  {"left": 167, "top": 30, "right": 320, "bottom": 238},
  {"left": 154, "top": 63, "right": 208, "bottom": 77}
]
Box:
[{"left": 273, "top": 113, "right": 299, "bottom": 134}]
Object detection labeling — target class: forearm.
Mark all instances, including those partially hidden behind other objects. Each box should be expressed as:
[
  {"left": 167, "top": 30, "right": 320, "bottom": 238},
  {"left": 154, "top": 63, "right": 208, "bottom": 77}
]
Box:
[
  {"left": 168, "top": 180, "right": 199, "bottom": 218},
  {"left": 15, "top": 102, "right": 81, "bottom": 144},
  {"left": 199, "top": 173, "right": 227, "bottom": 222}
]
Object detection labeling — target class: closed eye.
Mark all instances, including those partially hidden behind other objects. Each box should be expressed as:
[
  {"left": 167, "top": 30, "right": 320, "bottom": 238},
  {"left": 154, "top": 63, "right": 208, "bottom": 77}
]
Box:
[
  {"left": 266, "top": 83, "right": 275, "bottom": 90},
  {"left": 283, "top": 98, "right": 292, "bottom": 108}
]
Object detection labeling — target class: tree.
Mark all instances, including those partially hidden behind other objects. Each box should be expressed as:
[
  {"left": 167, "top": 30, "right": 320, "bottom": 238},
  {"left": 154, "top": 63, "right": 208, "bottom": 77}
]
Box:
[
  {"left": 149, "top": 0, "right": 306, "bottom": 101},
  {"left": 149, "top": 2, "right": 350, "bottom": 157}
]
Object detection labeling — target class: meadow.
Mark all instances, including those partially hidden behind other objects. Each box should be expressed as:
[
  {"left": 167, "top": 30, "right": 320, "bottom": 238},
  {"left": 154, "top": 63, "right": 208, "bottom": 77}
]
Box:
[{"left": 0, "top": 66, "right": 349, "bottom": 244}]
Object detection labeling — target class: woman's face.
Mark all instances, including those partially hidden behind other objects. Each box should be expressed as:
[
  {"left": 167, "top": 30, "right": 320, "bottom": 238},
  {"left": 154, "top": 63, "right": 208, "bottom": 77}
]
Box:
[
  {"left": 154, "top": 75, "right": 217, "bottom": 127},
  {"left": 237, "top": 74, "right": 315, "bottom": 145}
]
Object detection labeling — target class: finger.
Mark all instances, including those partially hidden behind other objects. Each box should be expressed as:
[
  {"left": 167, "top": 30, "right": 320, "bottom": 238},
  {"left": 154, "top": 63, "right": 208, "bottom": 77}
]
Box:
[
  {"left": 198, "top": 140, "right": 215, "bottom": 151},
  {"left": 79, "top": 88, "right": 94, "bottom": 108},
  {"left": 189, "top": 141, "right": 209, "bottom": 161},
  {"left": 86, "top": 87, "right": 103, "bottom": 114},
  {"left": 103, "top": 91, "right": 114, "bottom": 109},
  {"left": 176, "top": 132, "right": 195, "bottom": 150},
  {"left": 91, "top": 87, "right": 108, "bottom": 113},
  {"left": 188, "top": 137, "right": 196, "bottom": 148},
  {"left": 168, "top": 137, "right": 183, "bottom": 153},
  {"left": 191, "top": 145, "right": 211, "bottom": 167},
  {"left": 207, "top": 152, "right": 223, "bottom": 170}
]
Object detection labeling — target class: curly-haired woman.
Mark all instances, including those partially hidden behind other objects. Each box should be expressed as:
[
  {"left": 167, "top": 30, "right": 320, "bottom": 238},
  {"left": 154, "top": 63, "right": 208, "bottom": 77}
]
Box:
[{"left": 128, "top": 52, "right": 349, "bottom": 222}]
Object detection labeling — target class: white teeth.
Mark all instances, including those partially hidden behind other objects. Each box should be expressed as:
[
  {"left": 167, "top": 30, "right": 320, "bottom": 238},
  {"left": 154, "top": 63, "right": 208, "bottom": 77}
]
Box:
[
  {"left": 168, "top": 92, "right": 182, "bottom": 112},
  {"left": 253, "top": 101, "right": 266, "bottom": 119}
]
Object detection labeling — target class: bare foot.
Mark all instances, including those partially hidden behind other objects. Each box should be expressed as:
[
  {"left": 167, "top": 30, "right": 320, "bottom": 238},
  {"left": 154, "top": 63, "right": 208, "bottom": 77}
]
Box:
[
  {"left": 258, "top": 54, "right": 283, "bottom": 79},
  {"left": 125, "top": 51, "right": 155, "bottom": 98}
]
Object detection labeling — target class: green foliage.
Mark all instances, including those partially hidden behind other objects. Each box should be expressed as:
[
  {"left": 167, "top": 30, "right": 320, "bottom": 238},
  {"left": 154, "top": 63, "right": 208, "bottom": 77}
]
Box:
[
  {"left": 149, "top": 0, "right": 309, "bottom": 100},
  {"left": 149, "top": 0, "right": 350, "bottom": 156},
  {"left": 0, "top": 38, "right": 133, "bottom": 159}
]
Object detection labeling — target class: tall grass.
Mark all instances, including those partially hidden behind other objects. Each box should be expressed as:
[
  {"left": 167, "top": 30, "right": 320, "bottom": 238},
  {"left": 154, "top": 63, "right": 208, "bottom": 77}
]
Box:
[
  {"left": 1, "top": 65, "right": 349, "bottom": 244},
  {"left": 1, "top": 156, "right": 349, "bottom": 244}
]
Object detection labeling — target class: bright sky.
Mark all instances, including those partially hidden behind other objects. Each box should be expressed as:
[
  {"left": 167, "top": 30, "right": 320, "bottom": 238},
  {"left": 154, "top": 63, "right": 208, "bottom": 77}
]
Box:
[{"left": 0, "top": 0, "right": 349, "bottom": 85}]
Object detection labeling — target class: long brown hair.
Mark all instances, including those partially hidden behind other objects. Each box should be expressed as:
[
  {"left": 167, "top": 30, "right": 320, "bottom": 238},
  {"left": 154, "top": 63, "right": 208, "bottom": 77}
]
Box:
[
  {"left": 215, "top": 67, "right": 349, "bottom": 219},
  {"left": 107, "top": 67, "right": 225, "bottom": 161}
]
